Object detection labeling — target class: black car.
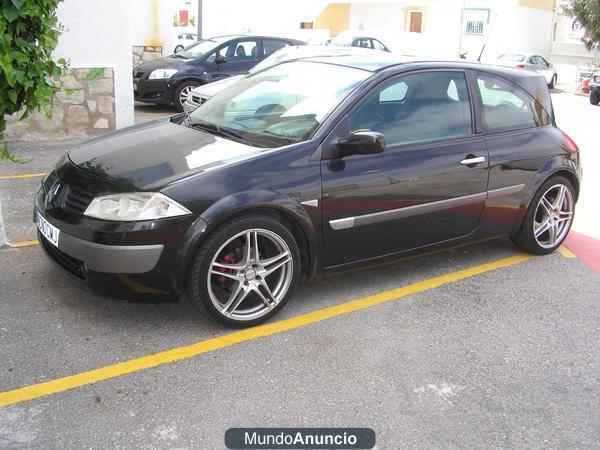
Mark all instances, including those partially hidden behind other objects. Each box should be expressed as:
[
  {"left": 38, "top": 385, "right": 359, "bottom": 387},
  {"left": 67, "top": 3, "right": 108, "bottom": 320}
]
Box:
[
  {"left": 37, "top": 52, "right": 581, "bottom": 327},
  {"left": 133, "top": 35, "right": 304, "bottom": 111}
]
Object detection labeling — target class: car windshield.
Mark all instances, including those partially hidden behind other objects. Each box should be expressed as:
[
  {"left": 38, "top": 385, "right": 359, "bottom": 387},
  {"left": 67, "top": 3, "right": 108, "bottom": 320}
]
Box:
[
  {"left": 176, "top": 36, "right": 230, "bottom": 59},
  {"left": 188, "top": 60, "right": 369, "bottom": 147},
  {"left": 498, "top": 54, "right": 526, "bottom": 62}
]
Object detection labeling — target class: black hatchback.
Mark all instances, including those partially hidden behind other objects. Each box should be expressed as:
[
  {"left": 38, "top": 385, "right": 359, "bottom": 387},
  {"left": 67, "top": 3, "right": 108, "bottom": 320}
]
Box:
[
  {"left": 37, "top": 52, "right": 581, "bottom": 327},
  {"left": 133, "top": 35, "right": 304, "bottom": 111}
]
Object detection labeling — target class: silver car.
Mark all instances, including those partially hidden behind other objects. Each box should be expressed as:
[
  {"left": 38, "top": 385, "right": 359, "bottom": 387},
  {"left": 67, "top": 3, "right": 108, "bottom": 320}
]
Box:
[
  {"left": 182, "top": 45, "right": 383, "bottom": 112},
  {"left": 494, "top": 53, "right": 557, "bottom": 88}
]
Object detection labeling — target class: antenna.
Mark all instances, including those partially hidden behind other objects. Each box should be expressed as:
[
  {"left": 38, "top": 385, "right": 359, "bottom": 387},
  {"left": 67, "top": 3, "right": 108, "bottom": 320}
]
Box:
[{"left": 478, "top": 13, "right": 498, "bottom": 63}]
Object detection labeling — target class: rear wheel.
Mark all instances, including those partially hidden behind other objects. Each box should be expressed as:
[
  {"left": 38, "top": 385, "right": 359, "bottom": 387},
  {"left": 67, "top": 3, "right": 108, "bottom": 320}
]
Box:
[
  {"left": 174, "top": 45, "right": 184, "bottom": 53},
  {"left": 174, "top": 81, "right": 200, "bottom": 112},
  {"left": 511, "top": 176, "right": 575, "bottom": 255},
  {"left": 590, "top": 91, "right": 600, "bottom": 105},
  {"left": 186, "top": 215, "right": 301, "bottom": 327}
]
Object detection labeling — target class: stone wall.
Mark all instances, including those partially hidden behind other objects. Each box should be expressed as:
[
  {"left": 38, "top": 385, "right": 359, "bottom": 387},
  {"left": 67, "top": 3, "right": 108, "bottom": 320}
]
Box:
[
  {"left": 4, "top": 67, "right": 116, "bottom": 141},
  {"left": 132, "top": 45, "right": 163, "bottom": 66}
]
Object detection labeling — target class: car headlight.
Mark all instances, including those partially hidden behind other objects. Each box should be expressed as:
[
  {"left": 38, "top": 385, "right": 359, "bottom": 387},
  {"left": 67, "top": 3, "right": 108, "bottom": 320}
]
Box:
[
  {"left": 83, "top": 193, "right": 192, "bottom": 221},
  {"left": 148, "top": 69, "right": 178, "bottom": 80}
]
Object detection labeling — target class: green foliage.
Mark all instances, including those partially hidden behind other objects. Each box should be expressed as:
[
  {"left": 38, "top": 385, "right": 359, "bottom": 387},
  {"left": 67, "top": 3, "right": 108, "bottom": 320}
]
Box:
[
  {"left": 189, "top": 16, "right": 196, "bottom": 27},
  {"left": 563, "top": 0, "right": 600, "bottom": 50},
  {"left": 86, "top": 67, "right": 103, "bottom": 82},
  {"left": 0, "top": 0, "right": 67, "bottom": 162}
]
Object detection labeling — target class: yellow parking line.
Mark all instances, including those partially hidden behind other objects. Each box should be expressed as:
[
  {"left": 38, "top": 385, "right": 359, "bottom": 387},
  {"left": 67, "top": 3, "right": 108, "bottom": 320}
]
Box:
[
  {"left": 0, "top": 173, "right": 45, "bottom": 180},
  {"left": 0, "top": 253, "right": 533, "bottom": 408},
  {"left": 8, "top": 240, "right": 39, "bottom": 248},
  {"left": 558, "top": 246, "right": 577, "bottom": 258}
]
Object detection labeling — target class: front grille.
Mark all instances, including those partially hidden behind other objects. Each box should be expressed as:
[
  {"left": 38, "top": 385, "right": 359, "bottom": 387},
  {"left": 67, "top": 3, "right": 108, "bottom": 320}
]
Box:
[
  {"left": 60, "top": 185, "right": 94, "bottom": 215},
  {"left": 42, "top": 171, "right": 58, "bottom": 193},
  {"left": 40, "top": 235, "right": 87, "bottom": 279}
]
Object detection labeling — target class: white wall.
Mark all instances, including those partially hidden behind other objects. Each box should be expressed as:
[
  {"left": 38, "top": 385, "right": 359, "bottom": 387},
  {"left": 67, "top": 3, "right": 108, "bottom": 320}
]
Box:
[
  {"left": 54, "top": 0, "right": 134, "bottom": 128},
  {"left": 133, "top": 0, "right": 176, "bottom": 55}
]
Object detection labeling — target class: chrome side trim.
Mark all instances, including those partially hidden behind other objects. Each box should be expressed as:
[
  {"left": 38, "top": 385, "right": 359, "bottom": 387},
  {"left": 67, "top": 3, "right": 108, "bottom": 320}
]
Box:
[
  {"left": 328, "top": 184, "right": 527, "bottom": 231},
  {"left": 329, "top": 217, "right": 355, "bottom": 230},
  {"left": 329, "top": 192, "right": 487, "bottom": 230},
  {"left": 300, "top": 199, "right": 319, "bottom": 208},
  {"left": 487, "top": 184, "right": 526, "bottom": 199}
]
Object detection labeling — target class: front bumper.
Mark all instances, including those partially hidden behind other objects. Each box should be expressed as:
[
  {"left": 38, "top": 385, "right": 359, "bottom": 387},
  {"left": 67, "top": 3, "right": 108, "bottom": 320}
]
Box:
[
  {"left": 34, "top": 164, "right": 202, "bottom": 300},
  {"left": 133, "top": 78, "right": 173, "bottom": 105}
]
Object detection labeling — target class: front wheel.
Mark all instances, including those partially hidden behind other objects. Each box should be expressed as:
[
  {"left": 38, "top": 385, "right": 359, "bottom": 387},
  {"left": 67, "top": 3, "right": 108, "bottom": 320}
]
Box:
[
  {"left": 173, "top": 81, "right": 200, "bottom": 112},
  {"left": 185, "top": 215, "right": 301, "bottom": 327},
  {"left": 590, "top": 92, "right": 600, "bottom": 105},
  {"left": 548, "top": 74, "right": 557, "bottom": 90},
  {"left": 511, "top": 176, "right": 575, "bottom": 255}
]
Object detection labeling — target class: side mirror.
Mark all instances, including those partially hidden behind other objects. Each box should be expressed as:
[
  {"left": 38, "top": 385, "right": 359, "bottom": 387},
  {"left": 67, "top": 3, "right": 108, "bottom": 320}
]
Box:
[
  {"left": 337, "top": 131, "right": 385, "bottom": 156},
  {"left": 215, "top": 55, "right": 226, "bottom": 65}
]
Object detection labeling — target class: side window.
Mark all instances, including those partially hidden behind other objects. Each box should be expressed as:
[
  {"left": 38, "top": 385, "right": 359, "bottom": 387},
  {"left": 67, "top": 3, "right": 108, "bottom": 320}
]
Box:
[
  {"left": 355, "top": 38, "right": 372, "bottom": 49},
  {"left": 476, "top": 74, "right": 544, "bottom": 130},
  {"left": 228, "top": 40, "right": 258, "bottom": 61},
  {"left": 372, "top": 39, "right": 385, "bottom": 51},
  {"left": 349, "top": 71, "right": 472, "bottom": 147},
  {"left": 262, "top": 39, "right": 288, "bottom": 58}
]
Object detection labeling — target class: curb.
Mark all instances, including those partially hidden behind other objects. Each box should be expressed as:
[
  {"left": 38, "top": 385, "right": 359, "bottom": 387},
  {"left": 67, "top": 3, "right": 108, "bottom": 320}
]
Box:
[
  {"left": 0, "top": 198, "right": 6, "bottom": 248},
  {"left": 564, "top": 231, "right": 600, "bottom": 275}
]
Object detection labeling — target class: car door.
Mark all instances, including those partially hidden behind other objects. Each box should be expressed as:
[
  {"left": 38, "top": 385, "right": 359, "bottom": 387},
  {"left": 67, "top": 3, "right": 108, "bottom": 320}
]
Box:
[
  {"left": 211, "top": 39, "right": 259, "bottom": 80},
  {"left": 321, "top": 70, "right": 489, "bottom": 267}
]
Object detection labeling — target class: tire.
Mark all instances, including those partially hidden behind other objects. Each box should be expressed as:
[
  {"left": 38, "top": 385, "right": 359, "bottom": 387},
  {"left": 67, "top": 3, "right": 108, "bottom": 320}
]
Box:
[
  {"left": 511, "top": 176, "right": 575, "bottom": 255},
  {"left": 590, "top": 92, "right": 600, "bottom": 105},
  {"left": 174, "top": 45, "right": 184, "bottom": 53},
  {"left": 185, "top": 214, "right": 301, "bottom": 327},
  {"left": 173, "top": 80, "right": 200, "bottom": 112},
  {"left": 548, "top": 74, "right": 556, "bottom": 90}
]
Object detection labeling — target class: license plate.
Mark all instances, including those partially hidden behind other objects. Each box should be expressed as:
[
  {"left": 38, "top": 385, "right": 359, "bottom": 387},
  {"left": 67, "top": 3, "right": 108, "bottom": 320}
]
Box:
[{"left": 36, "top": 210, "right": 60, "bottom": 247}]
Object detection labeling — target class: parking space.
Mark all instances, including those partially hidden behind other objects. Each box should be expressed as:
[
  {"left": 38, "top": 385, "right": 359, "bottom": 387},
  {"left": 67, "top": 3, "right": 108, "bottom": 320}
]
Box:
[{"left": 1, "top": 93, "right": 599, "bottom": 447}]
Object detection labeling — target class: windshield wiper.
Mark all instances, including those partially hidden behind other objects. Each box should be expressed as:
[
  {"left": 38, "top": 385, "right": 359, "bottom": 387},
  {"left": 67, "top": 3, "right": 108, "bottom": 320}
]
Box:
[{"left": 188, "top": 120, "right": 246, "bottom": 142}]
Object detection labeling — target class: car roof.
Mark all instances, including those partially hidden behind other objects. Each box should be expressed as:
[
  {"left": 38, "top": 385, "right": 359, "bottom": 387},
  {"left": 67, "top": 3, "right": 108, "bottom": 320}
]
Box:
[
  {"left": 207, "top": 34, "right": 303, "bottom": 42},
  {"left": 296, "top": 52, "right": 547, "bottom": 78}
]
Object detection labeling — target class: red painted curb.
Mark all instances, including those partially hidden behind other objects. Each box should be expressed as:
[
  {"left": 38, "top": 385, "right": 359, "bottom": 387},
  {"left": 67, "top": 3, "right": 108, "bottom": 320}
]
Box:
[{"left": 564, "top": 231, "right": 600, "bottom": 275}]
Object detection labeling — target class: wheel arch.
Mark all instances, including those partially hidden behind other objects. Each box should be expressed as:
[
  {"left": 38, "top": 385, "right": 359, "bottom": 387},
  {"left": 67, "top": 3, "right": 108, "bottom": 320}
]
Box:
[{"left": 177, "top": 191, "right": 320, "bottom": 289}]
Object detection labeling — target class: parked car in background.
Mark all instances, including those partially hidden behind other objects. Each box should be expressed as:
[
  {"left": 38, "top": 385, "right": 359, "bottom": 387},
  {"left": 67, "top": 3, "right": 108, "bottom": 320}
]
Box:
[
  {"left": 183, "top": 45, "right": 383, "bottom": 112},
  {"left": 174, "top": 33, "right": 198, "bottom": 53},
  {"left": 133, "top": 35, "right": 304, "bottom": 111},
  {"left": 494, "top": 53, "right": 557, "bottom": 88},
  {"left": 330, "top": 34, "right": 391, "bottom": 52},
  {"left": 38, "top": 51, "right": 580, "bottom": 327},
  {"left": 588, "top": 71, "right": 600, "bottom": 104}
]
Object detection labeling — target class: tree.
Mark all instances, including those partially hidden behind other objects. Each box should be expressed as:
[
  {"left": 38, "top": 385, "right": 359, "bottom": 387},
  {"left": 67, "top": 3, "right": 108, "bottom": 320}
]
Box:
[
  {"left": 562, "top": 0, "right": 600, "bottom": 50},
  {"left": 0, "top": 0, "right": 67, "bottom": 162}
]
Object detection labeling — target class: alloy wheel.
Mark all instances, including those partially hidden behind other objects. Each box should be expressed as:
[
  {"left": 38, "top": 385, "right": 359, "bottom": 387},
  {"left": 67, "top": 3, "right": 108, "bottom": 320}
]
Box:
[
  {"left": 533, "top": 183, "right": 574, "bottom": 249},
  {"left": 179, "top": 85, "right": 195, "bottom": 107},
  {"left": 207, "top": 228, "right": 293, "bottom": 322}
]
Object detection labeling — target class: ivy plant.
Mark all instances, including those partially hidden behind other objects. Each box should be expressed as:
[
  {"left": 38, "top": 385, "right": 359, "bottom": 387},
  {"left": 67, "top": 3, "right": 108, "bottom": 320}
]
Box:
[{"left": 0, "top": 0, "right": 67, "bottom": 162}]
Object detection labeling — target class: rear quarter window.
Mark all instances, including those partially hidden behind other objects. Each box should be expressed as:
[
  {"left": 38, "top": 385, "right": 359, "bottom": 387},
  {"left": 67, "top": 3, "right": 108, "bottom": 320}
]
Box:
[{"left": 476, "top": 74, "right": 550, "bottom": 131}]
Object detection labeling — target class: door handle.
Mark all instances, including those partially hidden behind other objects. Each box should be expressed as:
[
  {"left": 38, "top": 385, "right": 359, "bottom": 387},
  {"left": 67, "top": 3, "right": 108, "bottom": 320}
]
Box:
[{"left": 460, "top": 156, "right": 486, "bottom": 166}]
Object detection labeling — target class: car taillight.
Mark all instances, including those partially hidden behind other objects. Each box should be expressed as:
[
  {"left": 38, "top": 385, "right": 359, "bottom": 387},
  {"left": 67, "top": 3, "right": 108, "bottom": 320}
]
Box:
[
  {"left": 515, "top": 64, "right": 525, "bottom": 69},
  {"left": 560, "top": 129, "right": 579, "bottom": 152}
]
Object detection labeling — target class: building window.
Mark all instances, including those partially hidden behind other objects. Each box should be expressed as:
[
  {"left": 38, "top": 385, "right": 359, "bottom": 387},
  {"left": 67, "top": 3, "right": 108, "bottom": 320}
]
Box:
[
  {"left": 300, "top": 22, "right": 313, "bottom": 29},
  {"left": 465, "top": 20, "right": 484, "bottom": 34},
  {"left": 409, "top": 11, "right": 423, "bottom": 33}
]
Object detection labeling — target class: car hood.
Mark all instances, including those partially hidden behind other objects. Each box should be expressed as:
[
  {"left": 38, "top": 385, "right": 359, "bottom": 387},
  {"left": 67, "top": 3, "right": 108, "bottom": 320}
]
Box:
[{"left": 68, "top": 117, "right": 265, "bottom": 191}]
